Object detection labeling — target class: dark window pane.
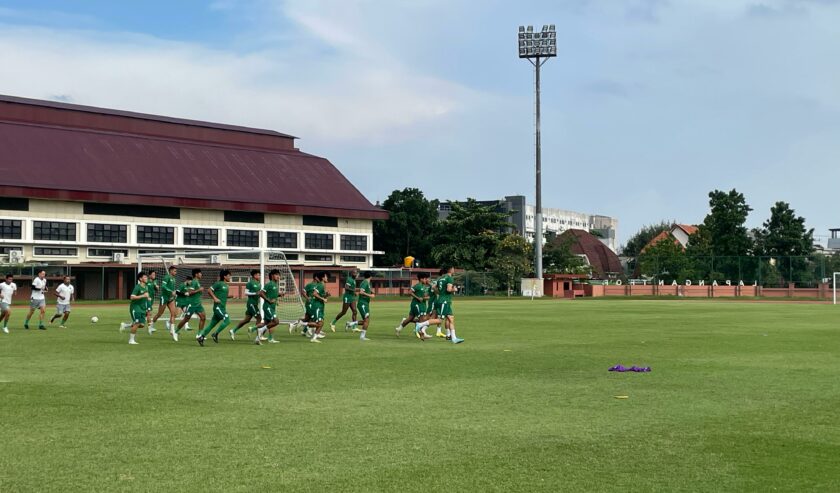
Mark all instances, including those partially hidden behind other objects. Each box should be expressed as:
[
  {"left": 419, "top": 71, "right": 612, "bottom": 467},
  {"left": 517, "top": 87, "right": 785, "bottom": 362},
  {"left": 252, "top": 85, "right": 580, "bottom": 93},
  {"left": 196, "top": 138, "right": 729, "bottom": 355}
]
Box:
[
  {"left": 84, "top": 202, "right": 180, "bottom": 219},
  {"left": 340, "top": 235, "right": 367, "bottom": 251},
  {"left": 183, "top": 228, "right": 218, "bottom": 246},
  {"left": 267, "top": 231, "right": 297, "bottom": 249},
  {"left": 226, "top": 229, "right": 259, "bottom": 247},
  {"left": 33, "top": 221, "right": 76, "bottom": 241},
  {"left": 0, "top": 220, "right": 22, "bottom": 239},
  {"left": 0, "top": 198, "right": 29, "bottom": 211},
  {"left": 340, "top": 255, "right": 366, "bottom": 263},
  {"left": 305, "top": 233, "right": 333, "bottom": 250},
  {"left": 34, "top": 247, "right": 77, "bottom": 256},
  {"left": 136, "top": 226, "right": 175, "bottom": 245},
  {"left": 88, "top": 248, "right": 129, "bottom": 257},
  {"left": 224, "top": 211, "right": 264, "bottom": 224},
  {"left": 305, "top": 254, "right": 333, "bottom": 262},
  {"left": 86, "top": 223, "right": 127, "bottom": 243},
  {"left": 303, "top": 216, "right": 338, "bottom": 228}
]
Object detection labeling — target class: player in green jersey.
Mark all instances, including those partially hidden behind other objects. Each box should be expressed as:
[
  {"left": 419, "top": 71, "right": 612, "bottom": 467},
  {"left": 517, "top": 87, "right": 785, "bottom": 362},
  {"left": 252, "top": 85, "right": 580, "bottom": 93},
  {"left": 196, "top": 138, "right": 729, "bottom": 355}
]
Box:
[
  {"left": 152, "top": 265, "right": 178, "bottom": 333},
  {"left": 329, "top": 269, "right": 358, "bottom": 332},
  {"left": 197, "top": 269, "right": 232, "bottom": 346},
  {"left": 145, "top": 270, "right": 159, "bottom": 334},
  {"left": 230, "top": 270, "right": 262, "bottom": 341},
  {"left": 303, "top": 272, "right": 329, "bottom": 343},
  {"left": 255, "top": 269, "right": 283, "bottom": 345},
  {"left": 356, "top": 271, "right": 374, "bottom": 341},
  {"left": 175, "top": 269, "right": 205, "bottom": 341},
  {"left": 395, "top": 272, "right": 433, "bottom": 340},
  {"left": 426, "top": 274, "right": 444, "bottom": 338},
  {"left": 172, "top": 274, "right": 193, "bottom": 336},
  {"left": 126, "top": 271, "right": 151, "bottom": 345},
  {"left": 418, "top": 266, "right": 463, "bottom": 343},
  {"left": 292, "top": 272, "right": 324, "bottom": 337}
]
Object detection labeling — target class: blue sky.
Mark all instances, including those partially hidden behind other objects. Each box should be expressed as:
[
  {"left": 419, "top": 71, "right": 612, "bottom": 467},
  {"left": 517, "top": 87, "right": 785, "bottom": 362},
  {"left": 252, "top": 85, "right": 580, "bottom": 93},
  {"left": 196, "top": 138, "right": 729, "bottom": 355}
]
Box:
[{"left": 1, "top": 0, "right": 839, "bottom": 247}]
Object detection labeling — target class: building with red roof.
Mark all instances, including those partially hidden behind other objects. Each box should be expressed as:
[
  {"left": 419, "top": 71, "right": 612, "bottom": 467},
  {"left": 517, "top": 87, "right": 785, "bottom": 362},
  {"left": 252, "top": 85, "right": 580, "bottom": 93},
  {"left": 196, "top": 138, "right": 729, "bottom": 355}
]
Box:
[{"left": 640, "top": 224, "right": 698, "bottom": 253}]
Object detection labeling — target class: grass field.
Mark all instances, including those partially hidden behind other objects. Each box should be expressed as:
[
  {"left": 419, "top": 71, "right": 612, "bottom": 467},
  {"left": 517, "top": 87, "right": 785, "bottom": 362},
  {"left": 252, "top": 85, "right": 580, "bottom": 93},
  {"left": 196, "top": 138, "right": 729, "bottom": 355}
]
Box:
[{"left": 1, "top": 298, "right": 839, "bottom": 492}]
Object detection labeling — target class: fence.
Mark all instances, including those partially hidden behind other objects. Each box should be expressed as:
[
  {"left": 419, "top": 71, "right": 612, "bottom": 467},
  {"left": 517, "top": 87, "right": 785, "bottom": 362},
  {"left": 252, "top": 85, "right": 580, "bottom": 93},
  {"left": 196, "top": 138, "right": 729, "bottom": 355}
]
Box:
[{"left": 622, "top": 253, "right": 840, "bottom": 288}]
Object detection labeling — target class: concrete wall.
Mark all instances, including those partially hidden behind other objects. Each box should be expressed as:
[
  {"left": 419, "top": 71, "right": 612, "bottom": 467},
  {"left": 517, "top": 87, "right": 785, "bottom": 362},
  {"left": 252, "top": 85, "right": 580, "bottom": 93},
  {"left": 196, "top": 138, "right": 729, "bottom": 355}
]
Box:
[{"left": 593, "top": 283, "right": 829, "bottom": 299}]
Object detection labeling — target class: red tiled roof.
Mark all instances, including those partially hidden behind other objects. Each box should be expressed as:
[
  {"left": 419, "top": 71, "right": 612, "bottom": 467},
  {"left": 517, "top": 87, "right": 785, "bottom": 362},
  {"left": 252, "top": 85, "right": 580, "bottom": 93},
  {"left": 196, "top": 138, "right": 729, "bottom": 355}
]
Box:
[
  {"left": 0, "top": 99, "right": 386, "bottom": 220},
  {"left": 557, "top": 229, "right": 622, "bottom": 278},
  {"left": 674, "top": 224, "right": 698, "bottom": 236},
  {"left": 640, "top": 230, "right": 677, "bottom": 254}
]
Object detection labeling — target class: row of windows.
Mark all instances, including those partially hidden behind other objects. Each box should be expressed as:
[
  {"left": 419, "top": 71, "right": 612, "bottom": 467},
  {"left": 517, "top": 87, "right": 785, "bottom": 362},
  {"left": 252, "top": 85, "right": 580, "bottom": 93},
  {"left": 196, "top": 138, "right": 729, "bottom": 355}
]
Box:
[{"left": 0, "top": 221, "right": 367, "bottom": 250}]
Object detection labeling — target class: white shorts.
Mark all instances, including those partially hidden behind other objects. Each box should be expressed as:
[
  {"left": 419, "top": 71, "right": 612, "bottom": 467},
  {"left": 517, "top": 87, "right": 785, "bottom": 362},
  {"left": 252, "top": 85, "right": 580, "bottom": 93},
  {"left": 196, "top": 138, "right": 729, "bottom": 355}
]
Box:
[
  {"left": 56, "top": 304, "right": 71, "bottom": 314},
  {"left": 30, "top": 299, "right": 46, "bottom": 310},
  {"left": 0, "top": 302, "right": 9, "bottom": 312}
]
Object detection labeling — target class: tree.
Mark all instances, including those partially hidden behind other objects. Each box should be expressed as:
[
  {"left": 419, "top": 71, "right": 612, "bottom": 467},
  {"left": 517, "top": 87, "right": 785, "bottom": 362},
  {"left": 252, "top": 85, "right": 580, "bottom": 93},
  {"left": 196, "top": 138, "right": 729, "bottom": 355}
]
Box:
[
  {"left": 373, "top": 188, "right": 439, "bottom": 267},
  {"left": 621, "top": 221, "right": 672, "bottom": 257},
  {"left": 543, "top": 236, "right": 589, "bottom": 275},
  {"left": 431, "top": 199, "right": 512, "bottom": 271},
  {"left": 686, "top": 189, "right": 753, "bottom": 281},
  {"left": 638, "top": 236, "right": 693, "bottom": 283},
  {"left": 492, "top": 234, "right": 533, "bottom": 295},
  {"left": 752, "top": 201, "right": 815, "bottom": 286}
]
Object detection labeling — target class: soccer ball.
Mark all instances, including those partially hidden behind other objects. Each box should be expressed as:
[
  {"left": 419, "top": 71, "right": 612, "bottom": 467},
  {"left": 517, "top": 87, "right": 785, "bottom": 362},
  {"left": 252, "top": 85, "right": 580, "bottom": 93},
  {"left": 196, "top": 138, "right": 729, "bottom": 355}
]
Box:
[{"left": 90, "top": 316, "right": 99, "bottom": 323}]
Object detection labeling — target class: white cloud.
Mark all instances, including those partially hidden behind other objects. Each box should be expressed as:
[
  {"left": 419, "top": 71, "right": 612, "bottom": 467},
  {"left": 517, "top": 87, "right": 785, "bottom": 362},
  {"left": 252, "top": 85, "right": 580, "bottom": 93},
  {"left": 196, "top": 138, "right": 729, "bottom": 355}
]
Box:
[{"left": 0, "top": 4, "right": 477, "bottom": 145}]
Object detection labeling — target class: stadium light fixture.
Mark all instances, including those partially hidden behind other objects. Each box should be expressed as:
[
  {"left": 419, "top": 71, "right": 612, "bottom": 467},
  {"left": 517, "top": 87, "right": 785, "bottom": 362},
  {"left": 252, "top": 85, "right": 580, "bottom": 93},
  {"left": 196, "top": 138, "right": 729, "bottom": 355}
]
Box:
[{"left": 518, "top": 23, "right": 556, "bottom": 284}]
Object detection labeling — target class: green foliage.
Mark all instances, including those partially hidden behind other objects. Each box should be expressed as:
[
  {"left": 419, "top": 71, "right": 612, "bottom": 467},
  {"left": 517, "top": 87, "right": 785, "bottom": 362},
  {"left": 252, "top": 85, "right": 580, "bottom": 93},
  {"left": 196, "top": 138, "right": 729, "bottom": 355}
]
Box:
[
  {"left": 697, "top": 189, "right": 753, "bottom": 257},
  {"left": 491, "top": 234, "right": 534, "bottom": 294},
  {"left": 431, "top": 199, "right": 512, "bottom": 271},
  {"left": 620, "top": 221, "right": 672, "bottom": 257},
  {"left": 638, "top": 236, "right": 693, "bottom": 283},
  {"left": 373, "top": 188, "right": 439, "bottom": 267},
  {"left": 543, "top": 236, "right": 590, "bottom": 275},
  {"left": 752, "top": 201, "right": 814, "bottom": 257}
]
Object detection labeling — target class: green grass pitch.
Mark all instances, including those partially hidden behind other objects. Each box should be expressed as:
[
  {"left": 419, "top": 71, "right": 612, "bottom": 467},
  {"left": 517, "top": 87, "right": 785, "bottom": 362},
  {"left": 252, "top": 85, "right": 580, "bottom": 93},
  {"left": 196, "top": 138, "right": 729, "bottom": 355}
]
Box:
[{"left": 1, "top": 299, "right": 839, "bottom": 492}]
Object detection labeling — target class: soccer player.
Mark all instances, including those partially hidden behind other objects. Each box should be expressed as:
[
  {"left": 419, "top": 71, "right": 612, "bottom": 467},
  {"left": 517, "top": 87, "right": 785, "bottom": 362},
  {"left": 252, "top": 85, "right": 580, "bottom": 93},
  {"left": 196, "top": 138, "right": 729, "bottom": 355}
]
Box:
[
  {"left": 395, "top": 272, "right": 432, "bottom": 340},
  {"left": 329, "top": 269, "right": 358, "bottom": 332},
  {"left": 171, "top": 274, "right": 193, "bottom": 338},
  {"left": 175, "top": 269, "right": 205, "bottom": 341},
  {"left": 197, "top": 269, "right": 231, "bottom": 346},
  {"left": 356, "top": 271, "right": 374, "bottom": 341},
  {"left": 0, "top": 273, "right": 17, "bottom": 334},
  {"left": 230, "top": 270, "right": 262, "bottom": 340},
  {"left": 427, "top": 272, "right": 444, "bottom": 338},
  {"left": 145, "top": 270, "right": 159, "bottom": 334},
  {"left": 255, "top": 269, "right": 282, "bottom": 345},
  {"left": 24, "top": 269, "right": 47, "bottom": 330},
  {"left": 303, "top": 271, "right": 329, "bottom": 343},
  {"left": 152, "top": 265, "right": 178, "bottom": 332},
  {"left": 127, "top": 271, "right": 151, "bottom": 345},
  {"left": 50, "top": 276, "right": 74, "bottom": 328},
  {"left": 420, "top": 266, "right": 463, "bottom": 344}
]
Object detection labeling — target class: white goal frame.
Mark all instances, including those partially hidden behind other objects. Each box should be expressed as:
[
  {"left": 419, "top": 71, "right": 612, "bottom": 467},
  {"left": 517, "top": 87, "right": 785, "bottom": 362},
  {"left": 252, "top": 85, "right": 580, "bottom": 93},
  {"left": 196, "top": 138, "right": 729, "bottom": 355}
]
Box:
[
  {"left": 137, "top": 248, "right": 305, "bottom": 322},
  {"left": 834, "top": 272, "right": 839, "bottom": 305}
]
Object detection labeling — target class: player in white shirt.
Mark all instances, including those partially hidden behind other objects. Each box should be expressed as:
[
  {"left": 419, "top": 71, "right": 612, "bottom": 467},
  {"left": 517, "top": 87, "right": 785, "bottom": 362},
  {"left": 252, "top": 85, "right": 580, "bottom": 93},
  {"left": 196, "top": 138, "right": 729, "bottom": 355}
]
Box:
[
  {"left": 50, "top": 276, "right": 75, "bottom": 328},
  {"left": 1, "top": 273, "right": 17, "bottom": 334},
  {"left": 24, "top": 269, "right": 48, "bottom": 330}
]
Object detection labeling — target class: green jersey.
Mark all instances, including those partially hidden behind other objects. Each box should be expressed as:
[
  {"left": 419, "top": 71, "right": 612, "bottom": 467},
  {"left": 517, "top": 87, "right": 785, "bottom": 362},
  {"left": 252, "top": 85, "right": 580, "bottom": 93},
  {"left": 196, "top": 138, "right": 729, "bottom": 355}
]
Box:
[
  {"left": 411, "top": 283, "right": 429, "bottom": 305},
  {"left": 188, "top": 279, "right": 202, "bottom": 305},
  {"left": 358, "top": 279, "right": 372, "bottom": 305},
  {"left": 245, "top": 279, "right": 261, "bottom": 304},
  {"left": 210, "top": 281, "right": 229, "bottom": 308},
  {"left": 176, "top": 281, "right": 189, "bottom": 300},
  {"left": 304, "top": 282, "right": 317, "bottom": 305},
  {"left": 130, "top": 283, "right": 149, "bottom": 311},
  {"left": 313, "top": 282, "right": 328, "bottom": 307},
  {"left": 436, "top": 275, "right": 454, "bottom": 303},
  {"left": 343, "top": 276, "right": 357, "bottom": 300},
  {"left": 161, "top": 274, "right": 176, "bottom": 297},
  {"left": 263, "top": 281, "right": 279, "bottom": 307},
  {"left": 147, "top": 279, "right": 158, "bottom": 298}
]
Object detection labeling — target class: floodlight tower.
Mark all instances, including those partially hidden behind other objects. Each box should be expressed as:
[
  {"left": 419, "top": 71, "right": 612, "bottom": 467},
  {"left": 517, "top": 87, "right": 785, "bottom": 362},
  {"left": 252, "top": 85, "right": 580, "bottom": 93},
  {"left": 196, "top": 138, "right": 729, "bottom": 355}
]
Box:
[{"left": 518, "top": 24, "right": 557, "bottom": 284}]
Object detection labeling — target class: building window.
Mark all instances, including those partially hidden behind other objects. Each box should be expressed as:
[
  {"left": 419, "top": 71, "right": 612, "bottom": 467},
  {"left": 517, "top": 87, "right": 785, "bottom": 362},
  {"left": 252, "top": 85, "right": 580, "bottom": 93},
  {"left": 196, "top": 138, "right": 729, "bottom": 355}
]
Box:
[
  {"left": 0, "top": 219, "right": 22, "bottom": 239},
  {"left": 0, "top": 246, "right": 22, "bottom": 255},
  {"left": 184, "top": 228, "right": 219, "bottom": 246},
  {"left": 305, "top": 254, "right": 333, "bottom": 262},
  {"left": 303, "top": 215, "right": 338, "bottom": 228},
  {"left": 33, "top": 221, "right": 76, "bottom": 241},
  {"left": 227, "top": 252, "right": 260, "bottom": 261},
  {"left": 305, "top": 233, "right": 333, "bottom": 250},
  {"left": 340, "top": 235, "right": 367, "bottom": 251},
  {"left": 224, "top": 210, "right": 264, "bottom": 224},
  {"left": 284, "top": 253, "right": 299, "bottom": 261},
  {"left": 88, "top": 248, "right": 129, "bottom": 258},
  {"left": 0, "top": 198, "right": 29, "bottom": 211},
  {"left": 84, "top": 202, "right": 180, "bottom": 219},
  {"left": 137, "top": 226, "right": 175, "bottom": 245},
  {"left": 34, "top": 247, "right": 77, "bottom": 256},
  {"left": 87, "top": 223, "right": 127, "bottom": 243},
  {"left": 267, "top": 231, "right": 297, "bottom": 249},
  {"left": 138, "top": 249, "right": 176, "bottom": 256},
  {"left": 227, "top": 229, "right": 259, "bottom": 247},
  {"left": 340, "top": 255, "right": 366, "bottom": 263}
]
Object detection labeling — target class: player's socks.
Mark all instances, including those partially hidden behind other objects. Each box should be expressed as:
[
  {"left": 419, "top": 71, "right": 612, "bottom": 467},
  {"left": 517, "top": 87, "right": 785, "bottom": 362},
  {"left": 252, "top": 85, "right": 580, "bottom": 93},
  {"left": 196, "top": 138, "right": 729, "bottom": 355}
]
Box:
[
  {"left": 129, "top": 333, "right": 137, "bottom": 344},
  {"left": 24, "top": 317, "right": 30, "bottom": 329},
  {"left": 38, "top": 323, "right": 45, "bottom": 330},
  {"left": 360, "top": 330, "right": 369, "bottom": 341}
]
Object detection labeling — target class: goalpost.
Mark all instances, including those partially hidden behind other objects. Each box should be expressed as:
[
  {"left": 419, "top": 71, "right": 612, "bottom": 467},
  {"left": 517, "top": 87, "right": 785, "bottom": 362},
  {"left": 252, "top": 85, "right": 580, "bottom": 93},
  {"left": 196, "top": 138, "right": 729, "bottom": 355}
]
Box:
[
  {"left": 834, "top": 272, "right": 839, "bottom": 305},
  {"left": 137, "top": 249, "right": 305, "bottom": 323}
]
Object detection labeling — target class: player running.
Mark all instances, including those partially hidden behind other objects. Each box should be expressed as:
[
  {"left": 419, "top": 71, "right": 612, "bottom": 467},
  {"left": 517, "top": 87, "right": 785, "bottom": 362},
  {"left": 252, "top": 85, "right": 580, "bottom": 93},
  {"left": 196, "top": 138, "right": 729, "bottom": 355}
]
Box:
[
  {"left": 152, "top": 265, "right": 178, "bottom": 332},
  {"left": 418, "top": 266, "right": 463, "bottom": 344},
  {"left": 1, "top": 273, "right": 17, "bottom": 334},
  {"left": 329, "top": 269, "right": 358, "bottom": 332},
  {"left": 24, "top": 269, "right": 47, "bottom": 330},
  {"left": 304, "top": 272, "right": 329, "bottom": 343},
  {"left": 395, "top": 272, "right": 433, "bottom": 340},
  {"left": 357, "top": 271, "right": 374, "bottom": 341},
  {"left": 126, "top": 271, "right": 151, "bottom": 345},
  {"left": 255, "top": 269, "right": 282, "bottom": 345},
  {"left": 50, "top": 276, "right": 74, "bottom": 328},
  {"left": 174, "top": 269, "right": 205, "bottom": 341},
  {"left": 145, "top": 270, "right": 159, "bottom": 334},
  {"left": 427, "top": 272, "right": 444, "bottom": 338},
  {"left": 197, "top": 269, "right": 231, "bottom": 346},
  {"left": 230, "top": 270, "right": 262, "bottom": 340}
]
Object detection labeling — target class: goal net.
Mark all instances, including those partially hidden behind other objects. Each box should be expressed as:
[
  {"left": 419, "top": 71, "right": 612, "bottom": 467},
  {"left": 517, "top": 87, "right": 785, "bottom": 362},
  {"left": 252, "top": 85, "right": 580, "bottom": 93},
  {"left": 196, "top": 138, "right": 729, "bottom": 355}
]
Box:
[{"left": 137, "top": 249, "right": 305, "bottom": 322}]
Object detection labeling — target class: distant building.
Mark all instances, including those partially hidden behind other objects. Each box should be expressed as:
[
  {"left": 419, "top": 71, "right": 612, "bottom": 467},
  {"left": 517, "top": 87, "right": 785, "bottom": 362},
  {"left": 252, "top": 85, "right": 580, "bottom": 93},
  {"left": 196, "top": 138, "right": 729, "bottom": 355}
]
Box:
[
  {"left": 554, "top": 229, "right": 623, "bottom": 279},
  {"left": 640, "top": 224, "right": 698, "bottom": 253},
  {"left": 829, "top": 229, "right": 840, "bottom": 251},
  {"left": 437, "top": 195, "right": 618, "bottom": 252}
]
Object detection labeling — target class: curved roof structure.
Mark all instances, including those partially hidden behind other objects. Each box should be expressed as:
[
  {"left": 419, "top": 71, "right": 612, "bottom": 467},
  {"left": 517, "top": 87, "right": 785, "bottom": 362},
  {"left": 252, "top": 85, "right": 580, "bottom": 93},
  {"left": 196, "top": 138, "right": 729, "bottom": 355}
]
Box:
[{"left": 556, "top": 229, "right": 622, "bottom": 278}]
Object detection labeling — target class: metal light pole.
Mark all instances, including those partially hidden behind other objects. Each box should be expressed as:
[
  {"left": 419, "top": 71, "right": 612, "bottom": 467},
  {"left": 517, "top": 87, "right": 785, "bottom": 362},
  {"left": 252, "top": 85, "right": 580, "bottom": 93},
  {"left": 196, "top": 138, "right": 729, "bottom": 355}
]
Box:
[{"left": 518, "top": 24, "right": 556, "bottom": 283}]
